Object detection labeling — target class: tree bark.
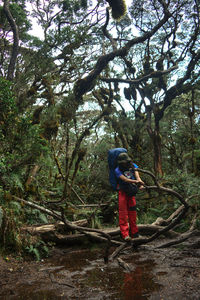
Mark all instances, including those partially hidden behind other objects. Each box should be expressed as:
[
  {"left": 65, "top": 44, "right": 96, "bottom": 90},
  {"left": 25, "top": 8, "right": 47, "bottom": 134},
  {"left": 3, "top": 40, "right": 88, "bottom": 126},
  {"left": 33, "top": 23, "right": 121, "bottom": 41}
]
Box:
[
  {"left": 3, "top": 0, "right": 19, "bottom": 81},
  {"left": 25, "top": 164, "right": 40, "bottom": 186},
  {"left": 153, "top": 129, "right": 163, "bottom": 176}
]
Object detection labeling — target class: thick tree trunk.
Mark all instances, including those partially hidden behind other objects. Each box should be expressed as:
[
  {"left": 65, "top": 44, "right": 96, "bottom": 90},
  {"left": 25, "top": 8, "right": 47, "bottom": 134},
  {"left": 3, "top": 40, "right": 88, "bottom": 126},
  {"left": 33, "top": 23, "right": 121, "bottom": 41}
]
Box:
[
  {"left": 153, "top": 129, "right": 163, "bottom": 176},
  {"left": 146, "top": 111, "right": 163, "bottom": 176},
  {"left": 25, "top": 164, "right": 40, "bottom": 186}
]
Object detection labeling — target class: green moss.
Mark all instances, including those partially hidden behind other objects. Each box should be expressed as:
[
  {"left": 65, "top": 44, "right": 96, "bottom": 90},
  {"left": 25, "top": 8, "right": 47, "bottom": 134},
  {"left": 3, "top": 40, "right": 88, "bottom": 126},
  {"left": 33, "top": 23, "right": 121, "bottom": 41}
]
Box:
[{"left": 108, "top": 0, "right": 127, "bottom": 20}]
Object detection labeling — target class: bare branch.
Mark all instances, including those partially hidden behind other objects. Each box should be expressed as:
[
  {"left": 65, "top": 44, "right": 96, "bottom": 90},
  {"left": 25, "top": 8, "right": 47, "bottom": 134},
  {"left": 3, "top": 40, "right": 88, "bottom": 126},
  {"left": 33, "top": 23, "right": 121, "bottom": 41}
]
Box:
[
  {"left": 102, "top": 7, "right": 117, "bottom": 51},
  {"left": 100, "top": 65, "right": 178, "bottom": 85}
]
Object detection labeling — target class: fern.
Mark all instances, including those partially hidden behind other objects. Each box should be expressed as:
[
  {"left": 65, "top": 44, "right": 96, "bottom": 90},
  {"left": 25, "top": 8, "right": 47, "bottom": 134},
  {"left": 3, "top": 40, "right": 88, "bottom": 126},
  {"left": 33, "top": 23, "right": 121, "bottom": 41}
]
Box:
[
  {"left": 26, "top": 245, "right": 40, "bottom": 261},
  {"left": 9, "top": 201, "right": 22, "bottom": 216}
]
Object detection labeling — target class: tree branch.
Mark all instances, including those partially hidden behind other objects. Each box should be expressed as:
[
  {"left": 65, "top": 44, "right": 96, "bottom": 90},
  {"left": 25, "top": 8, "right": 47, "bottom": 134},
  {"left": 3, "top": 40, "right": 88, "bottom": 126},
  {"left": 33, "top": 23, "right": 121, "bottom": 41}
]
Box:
[
  {"left": 3, "top": 0, "right": 19, "bottom": 81},
  {"left": 100, "top": 65, "right": 178, "bottom": 84},
  {"left": 74, "top": 9, "right": 171, "bottom": 98},
  {"left": 102, "top": 7, "right": 117, "bottom": 51}
]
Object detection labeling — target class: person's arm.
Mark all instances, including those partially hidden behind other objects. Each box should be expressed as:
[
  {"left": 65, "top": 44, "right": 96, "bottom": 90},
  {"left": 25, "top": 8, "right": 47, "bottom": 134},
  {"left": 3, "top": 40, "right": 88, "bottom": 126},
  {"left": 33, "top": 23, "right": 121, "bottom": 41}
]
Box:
[
  {"left": 134, "top": 171, "right": 144, "bottom": 184},
  {"left": 131, "top": 162, "right": 144, "bottom": 185},
  {"left": 119, "top": 174, "right": 140, "bottom": 184},
  {"left": 134, "top": 170, "right": 145, "bottom": 189}
]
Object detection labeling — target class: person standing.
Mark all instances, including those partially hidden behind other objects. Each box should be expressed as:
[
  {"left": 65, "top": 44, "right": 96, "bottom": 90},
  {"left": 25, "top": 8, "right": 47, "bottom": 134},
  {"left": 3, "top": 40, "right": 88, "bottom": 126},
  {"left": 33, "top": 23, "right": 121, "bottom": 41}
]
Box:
[{"left": 114, "top": 152, "right": 144, "bottom": 241}]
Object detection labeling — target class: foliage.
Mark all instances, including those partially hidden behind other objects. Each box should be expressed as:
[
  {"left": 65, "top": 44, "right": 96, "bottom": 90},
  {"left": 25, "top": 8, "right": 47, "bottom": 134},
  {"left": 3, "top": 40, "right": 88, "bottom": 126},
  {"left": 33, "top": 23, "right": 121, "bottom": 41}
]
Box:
[
  {"left": 25, "top": 208, "right": 48, "bottom": 225},
  {"left": 0, "top": 79, "right": 50, "bottom": 194},
  {"left": 0, "top": 201, "right": 23, "bottom": 253},
  {"left": 0, "top": 0, "right": 200, "bottom": 254},
  {"left": 163, "top": 171, "right": 200, "bottom": 198},
  {"left": 26, "top": 240, "right": 49, "bottom": 261}
]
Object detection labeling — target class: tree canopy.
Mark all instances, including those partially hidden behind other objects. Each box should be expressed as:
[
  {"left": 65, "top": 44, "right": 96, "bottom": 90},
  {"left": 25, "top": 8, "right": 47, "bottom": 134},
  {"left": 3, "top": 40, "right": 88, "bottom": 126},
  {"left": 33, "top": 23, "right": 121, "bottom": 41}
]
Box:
[{"left": 0, "top": 0, "right": 200, "bottom": 254}]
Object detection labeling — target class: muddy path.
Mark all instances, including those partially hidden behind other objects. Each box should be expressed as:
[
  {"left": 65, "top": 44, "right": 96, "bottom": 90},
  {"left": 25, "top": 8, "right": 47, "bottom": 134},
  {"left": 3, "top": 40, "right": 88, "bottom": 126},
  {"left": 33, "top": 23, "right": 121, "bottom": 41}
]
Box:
[{"left": 0, "top": 240, "right": 200, "bottom": 300}]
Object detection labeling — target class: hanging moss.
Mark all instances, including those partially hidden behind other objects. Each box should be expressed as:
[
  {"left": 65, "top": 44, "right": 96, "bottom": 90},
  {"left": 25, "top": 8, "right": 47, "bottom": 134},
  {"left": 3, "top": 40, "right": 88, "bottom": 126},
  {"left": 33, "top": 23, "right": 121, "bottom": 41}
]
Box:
[
  {"left": 106, "top": 0, "right": 127, "bottom": 20},
  {"left": 123, "top": 87, "right": 131, "bottom": 100},
  {"left": 74, "top": 78, "right": 96, "bottom": 99},
  {"left": 81, "top": 0, "right": 88, "bottom": 9},
  {"left": 130, "top": 86, "right": 137, "bottom": 100}
]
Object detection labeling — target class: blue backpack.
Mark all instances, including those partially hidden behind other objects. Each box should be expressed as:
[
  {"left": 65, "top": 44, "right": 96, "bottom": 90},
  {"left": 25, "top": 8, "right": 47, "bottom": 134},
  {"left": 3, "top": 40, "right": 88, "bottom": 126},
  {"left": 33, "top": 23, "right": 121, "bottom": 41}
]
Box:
[{"left": 108, "top": 148, "right": 127, "bottom": 191}]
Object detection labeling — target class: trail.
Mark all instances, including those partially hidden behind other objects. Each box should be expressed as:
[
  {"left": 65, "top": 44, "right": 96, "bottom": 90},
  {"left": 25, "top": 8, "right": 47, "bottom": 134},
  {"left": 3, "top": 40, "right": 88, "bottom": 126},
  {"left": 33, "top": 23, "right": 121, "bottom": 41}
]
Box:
[{"left": 0, "top": 241, "right": 199, "bottom": 299}]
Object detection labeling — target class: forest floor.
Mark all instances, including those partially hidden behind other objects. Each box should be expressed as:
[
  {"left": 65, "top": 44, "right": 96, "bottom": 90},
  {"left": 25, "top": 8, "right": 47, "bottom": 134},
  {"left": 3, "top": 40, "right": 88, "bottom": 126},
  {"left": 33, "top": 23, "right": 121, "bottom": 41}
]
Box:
[{"left": 0, "top": 235, "right": 200, "bottom": 300}]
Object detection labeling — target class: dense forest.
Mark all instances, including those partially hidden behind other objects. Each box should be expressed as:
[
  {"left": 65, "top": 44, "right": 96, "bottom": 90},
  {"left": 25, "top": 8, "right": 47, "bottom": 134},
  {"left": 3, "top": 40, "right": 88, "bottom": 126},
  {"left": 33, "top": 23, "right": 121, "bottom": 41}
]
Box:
[{"left": 0, "top": 0, "right": 200, "bottom": 258}]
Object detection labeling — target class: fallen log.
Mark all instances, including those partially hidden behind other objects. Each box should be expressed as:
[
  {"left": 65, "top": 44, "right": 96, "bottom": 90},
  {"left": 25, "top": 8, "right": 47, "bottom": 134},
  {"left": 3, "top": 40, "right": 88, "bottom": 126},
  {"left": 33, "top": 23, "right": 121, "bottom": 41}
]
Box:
[
  {"left": 138, "top": 224, "right": 179, "bottom": 238},
  {"left": 22, "top": 222, "right": 179, "bottom": 242},
  {"left": 13, "top": 196, "right": 119, "bottom": 253},
  {"left": 42, "top": 232, "right": 89, "bottom": 245},
  {"left": 117, "top": 257, "right": 132, "bottom": 272},
  {"left": 103, "top": 225, "right": 179, "bottom": 238},
  {"left": 77, "top": 204, "right": 109, "bottom": 208},
  {"left": 12, "top": 187, "right": 189, "bottom": 263},
  {"left": 109, "top": 243, "right": 128, "bottom": 261},
  {"left": 39, "top": 230, "right": 123, "bottom": 246},
  {"left": 21, "top": 220, "right": 180, "bottom": 251},
  {"left": 22, "top": 219, "right": 88, "bottom": 235},
  {"left": 157, "top": 214, "right": 200, "bottom": 249},
  {"left": 152, "top": 200, "right": 190, "bottom": 227},
  {"left": 157, "top": 230, "right": 199, "bottom": 249}
]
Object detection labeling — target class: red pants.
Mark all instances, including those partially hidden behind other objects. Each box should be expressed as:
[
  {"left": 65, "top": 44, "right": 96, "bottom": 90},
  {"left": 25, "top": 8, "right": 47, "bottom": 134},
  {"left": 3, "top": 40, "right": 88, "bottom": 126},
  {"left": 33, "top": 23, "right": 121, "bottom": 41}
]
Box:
[{"left": 118, "top": 189, "right": 138, "bottom": 239}]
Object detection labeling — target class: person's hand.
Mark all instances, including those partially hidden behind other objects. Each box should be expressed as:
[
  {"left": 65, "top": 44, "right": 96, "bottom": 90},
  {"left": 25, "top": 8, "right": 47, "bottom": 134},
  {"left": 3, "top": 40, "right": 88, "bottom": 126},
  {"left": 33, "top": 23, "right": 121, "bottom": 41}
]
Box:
[
  {"left": 139, "top": 185, "right": 145, "bottom": 190},
  {"left": 137, "top": 180, "right": 145, "bottom": 189},
  {"left": 135, "top": 180, "right": 143, "bottom": 185},
  {"left": 138, "top": 179, "right": 144, "bottom": 185},
  {"left": 134, "top": 180, "right": 140, "bottom": 184}
]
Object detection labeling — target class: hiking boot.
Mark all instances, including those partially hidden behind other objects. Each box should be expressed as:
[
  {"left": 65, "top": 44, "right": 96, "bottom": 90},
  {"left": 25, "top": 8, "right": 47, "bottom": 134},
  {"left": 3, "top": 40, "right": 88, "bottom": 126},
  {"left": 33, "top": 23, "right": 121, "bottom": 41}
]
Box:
[
  {"left": 133, "top": 232, "right": 140, "bottom": 238},
  {"left": 124, "top": 236, "right": 132, "bottom": 242}
]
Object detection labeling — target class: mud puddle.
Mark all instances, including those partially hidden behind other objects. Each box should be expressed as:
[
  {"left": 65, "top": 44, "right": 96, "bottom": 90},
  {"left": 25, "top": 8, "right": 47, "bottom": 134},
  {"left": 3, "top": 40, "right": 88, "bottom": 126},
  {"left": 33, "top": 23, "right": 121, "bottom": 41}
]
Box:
[{"left": 0, "top": 245, "right": 200, "bottom": 299}]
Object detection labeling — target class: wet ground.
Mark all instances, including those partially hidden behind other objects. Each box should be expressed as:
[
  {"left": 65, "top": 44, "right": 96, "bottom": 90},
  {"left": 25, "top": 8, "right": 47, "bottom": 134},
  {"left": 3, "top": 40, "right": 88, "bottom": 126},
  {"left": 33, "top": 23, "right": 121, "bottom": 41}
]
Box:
[{"left": 0, "top": 241, "right": 200, "bottom": 300}]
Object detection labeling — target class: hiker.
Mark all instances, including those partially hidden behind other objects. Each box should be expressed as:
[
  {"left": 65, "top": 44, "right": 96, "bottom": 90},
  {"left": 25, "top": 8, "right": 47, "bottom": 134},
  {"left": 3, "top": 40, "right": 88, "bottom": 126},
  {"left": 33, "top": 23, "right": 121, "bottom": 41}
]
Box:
[{"left": 115, "top": 152, "right": 144, "bottom": 241}]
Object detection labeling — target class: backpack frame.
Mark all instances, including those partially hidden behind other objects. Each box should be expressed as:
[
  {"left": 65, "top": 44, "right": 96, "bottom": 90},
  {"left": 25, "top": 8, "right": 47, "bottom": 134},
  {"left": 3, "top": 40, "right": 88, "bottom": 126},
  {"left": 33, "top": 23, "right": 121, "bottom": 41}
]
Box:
[{"left": 108, "top": 148, "right": 127, "bottom": 191}]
